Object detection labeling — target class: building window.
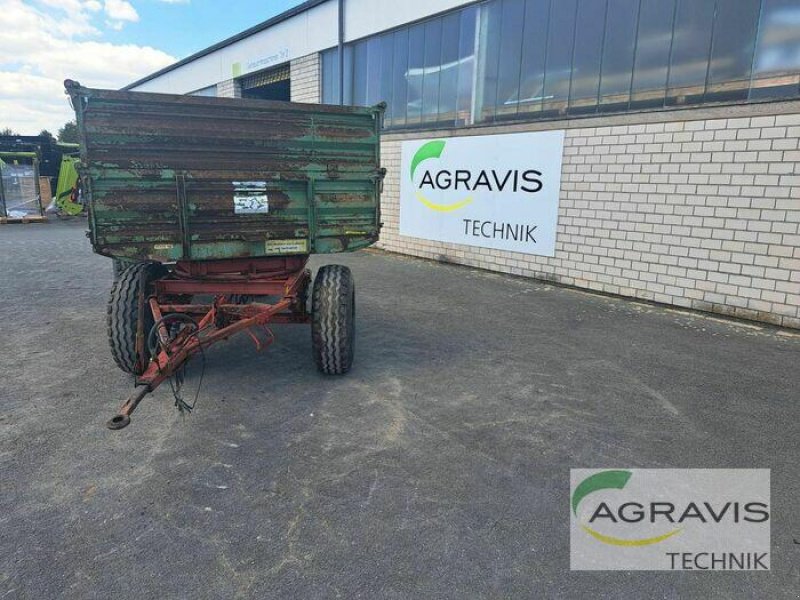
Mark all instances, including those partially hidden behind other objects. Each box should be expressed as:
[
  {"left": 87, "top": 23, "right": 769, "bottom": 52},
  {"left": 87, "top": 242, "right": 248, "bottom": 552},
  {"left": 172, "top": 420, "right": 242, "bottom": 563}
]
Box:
[
  {"left": 321, "top": 47, "right": 339, "bottom": 104},
  {"left": 666, "top": 0, "right": 715, "bottom": 107},
  {"left": 599, "top": 0, "right": 639, "bottom": 112},
  {"left": 322, "top": 0, "right": 800, "bottom": 130},
  {"left": 706, "top": 0, "right": 762, "bottom": 102},
  {"left": 517, "top": 0, "right": 550, "bottom": 116},
  {"left": 751, "top": 0, "right": 800, "bottom": 99},
  {"left": 569, "top": 0, "right": 606, "bottom": 115},
  {"left": 240, "top": 64, "right": 291, "bottom": 101},
  {"left": 630, "top": 0, "right": 676, "bottom": 109}
]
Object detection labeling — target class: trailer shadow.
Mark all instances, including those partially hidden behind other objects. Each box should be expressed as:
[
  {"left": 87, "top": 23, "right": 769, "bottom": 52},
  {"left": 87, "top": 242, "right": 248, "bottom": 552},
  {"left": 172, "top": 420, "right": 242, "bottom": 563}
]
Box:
[{"left": 179, "top": 303, "right": 473, "bottom": 393}]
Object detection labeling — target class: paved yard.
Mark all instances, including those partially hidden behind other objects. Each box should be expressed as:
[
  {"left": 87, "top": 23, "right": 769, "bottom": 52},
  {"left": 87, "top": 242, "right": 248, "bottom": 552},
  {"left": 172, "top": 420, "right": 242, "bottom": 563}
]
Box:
[{"left": 1, "top": 220, "right": 798, "bottom": 599}]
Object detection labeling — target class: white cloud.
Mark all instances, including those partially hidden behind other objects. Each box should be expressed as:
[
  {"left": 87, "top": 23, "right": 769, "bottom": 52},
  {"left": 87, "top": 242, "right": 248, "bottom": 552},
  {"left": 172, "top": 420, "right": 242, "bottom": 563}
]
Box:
[
  {"left": 103, "top": 0, "right": 138, "bottom": 30},
  {"left": 0, "top": 0, "right": 175, "bottom": 133},
  {"left": 104, "top": 0, "right": 138, "bottom": 22}
]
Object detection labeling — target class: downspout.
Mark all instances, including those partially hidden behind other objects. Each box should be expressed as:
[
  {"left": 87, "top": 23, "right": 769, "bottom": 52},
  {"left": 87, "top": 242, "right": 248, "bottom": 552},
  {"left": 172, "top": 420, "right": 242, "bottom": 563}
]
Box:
[{"left": 338, "top": 0, "right": 344, "bottom": 105}]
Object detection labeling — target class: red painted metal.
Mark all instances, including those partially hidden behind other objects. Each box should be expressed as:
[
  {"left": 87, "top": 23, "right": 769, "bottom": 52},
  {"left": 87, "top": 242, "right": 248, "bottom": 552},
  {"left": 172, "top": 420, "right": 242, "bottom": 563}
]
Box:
[
  {"left": 157, "top": 256, "right": 310, "bottom": 296},
  {"left": 107, "top": 256, "right": 311, "bottom": 429},
  {"left": 175, "top": 256, "right": 308, "bottom": 277}
]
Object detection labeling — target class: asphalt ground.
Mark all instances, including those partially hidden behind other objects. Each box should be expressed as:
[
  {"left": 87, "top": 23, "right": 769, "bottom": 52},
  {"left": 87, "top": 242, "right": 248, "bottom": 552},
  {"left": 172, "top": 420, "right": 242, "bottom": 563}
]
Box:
[{"left": 1, "top": 220, "right": 798, "bottom": 599}]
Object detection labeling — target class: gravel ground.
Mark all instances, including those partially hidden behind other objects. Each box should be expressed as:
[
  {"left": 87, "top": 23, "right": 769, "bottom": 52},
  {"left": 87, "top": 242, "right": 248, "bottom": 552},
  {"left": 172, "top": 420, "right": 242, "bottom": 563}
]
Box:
[{"left": 1, "top": 219, "right": 798, "bottom": 599}]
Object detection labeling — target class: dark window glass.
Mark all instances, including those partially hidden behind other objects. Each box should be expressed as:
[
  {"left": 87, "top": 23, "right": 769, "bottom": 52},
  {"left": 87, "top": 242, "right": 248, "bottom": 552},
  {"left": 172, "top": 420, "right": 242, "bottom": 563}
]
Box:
[
  {"left": 751, "top": 0, "right": 800, "bottom": 99},
  {"left": 543, "top": 0, "right": 578, "bottom": 114},
  {"left": 630, "top": 0, "right": 676, "bottom": 108},
  {"left": 707, "top": 0, "right": 761, "bottom": 101},
  {"left": 392, "top": 28, "right": 410, "bottom": 126},
  {"left": 343, "top": 45, "right": 354, "bottom": 105},
  {"left": 494, "top": 0, "right": 526, "bottom": 118},
  {"left": 321, "top": 48, "right": 337, "bottom": 104},
  {"left": 407, "top": 22, "right": 425, "bottom": 124},
  {"left": 599, "top": 0, "right": 639, "bottom": 111},
  {"left": 518, "top": 0, "right": 550, "bottom": 116},
  {"left": 569, "top": 0, "right": 607, "bottom": 113},
  {"left": 439, "top": 12, "right": 462, "bottom": 124},
  {"left": 365, "top": 37, "right": 382, "bottom": 106},
  {"left": 457, "top": 6, "right": 478, "bottom": 124},
  {"left": 352, "top": 40, "right": 368, "bottom": 105},
  {"left": 666, "top": 0, "right": 715, "bottom": 106},
  {"left": 422, "top": 18, "right": 443, "bottom": 121},
  {"left": 479, "top": 0, "right": 503, "bottom": 120},
  {"left": 321, "top": 47, "right": 352, "bottom": 105},
  {"left": 325, "top": 0, "right": 795, "bottom": 130},
  {"left": 378, "top": 33, "right": 394, "bottom": 119}
]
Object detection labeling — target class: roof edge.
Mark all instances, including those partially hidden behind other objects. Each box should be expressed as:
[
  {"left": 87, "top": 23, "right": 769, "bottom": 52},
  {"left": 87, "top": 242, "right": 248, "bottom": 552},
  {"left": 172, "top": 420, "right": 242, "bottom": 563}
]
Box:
[{"left": 122, "top": 0, "right": 331, "bottom": 91}]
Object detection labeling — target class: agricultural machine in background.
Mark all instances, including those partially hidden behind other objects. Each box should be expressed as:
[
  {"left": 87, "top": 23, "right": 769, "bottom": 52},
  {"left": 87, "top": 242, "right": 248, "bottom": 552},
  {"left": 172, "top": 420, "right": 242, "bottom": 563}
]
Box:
[
  {"left": 0, "top": 134, "right": 81, "bottom": 220},
  {"left": 0, "top": 150, "right": 44, "bottom": 221},
  {"left": 53, "top": 154, "right": 82, "bottom": 216},
  {"left": 65, "top": 80, "right": 385, "bottom": 430}
]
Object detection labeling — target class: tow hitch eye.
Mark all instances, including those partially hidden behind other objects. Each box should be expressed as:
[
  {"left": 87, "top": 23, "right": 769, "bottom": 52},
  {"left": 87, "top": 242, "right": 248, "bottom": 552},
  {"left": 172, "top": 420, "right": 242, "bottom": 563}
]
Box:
[{"left": 107, "top": 414, "right": 131, "bottom": 430}]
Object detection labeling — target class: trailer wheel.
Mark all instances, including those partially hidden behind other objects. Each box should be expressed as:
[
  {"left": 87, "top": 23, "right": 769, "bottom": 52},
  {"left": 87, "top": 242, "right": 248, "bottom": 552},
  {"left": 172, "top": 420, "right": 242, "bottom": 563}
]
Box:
[
  {"left": 312, "top": 265, "right": 355, "bottom": 375},
  {"left": 112, "top": 258, "right": 134, "bottom": 281},
  {"left": 107, "top": 262, "right": 168, "bottom": 375}
]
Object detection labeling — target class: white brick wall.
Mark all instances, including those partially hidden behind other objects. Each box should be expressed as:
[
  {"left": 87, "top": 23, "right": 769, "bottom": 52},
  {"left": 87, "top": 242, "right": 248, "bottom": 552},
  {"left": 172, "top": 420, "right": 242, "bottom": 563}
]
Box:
[
  {"left": 290, "top": 53, "right": 320, "bottom": 104},
  {"left": 216, "top": 78, "right": 241, "bottom": 99},
  {"left": 379, "top": 103, "right": 800, "bottom": 329}
]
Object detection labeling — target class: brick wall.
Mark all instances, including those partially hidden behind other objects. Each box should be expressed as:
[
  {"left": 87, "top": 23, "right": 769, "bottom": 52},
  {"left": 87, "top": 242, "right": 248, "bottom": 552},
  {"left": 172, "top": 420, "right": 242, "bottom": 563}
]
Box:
[
  {"left": 290, "top": 54, "right": 321, "bottom": 103},
  {"left": 216, "top": 78, "right": 241, "bottom": 99},
  {"left": 379, "top": 101, "right": 800, "bottom": 329}
]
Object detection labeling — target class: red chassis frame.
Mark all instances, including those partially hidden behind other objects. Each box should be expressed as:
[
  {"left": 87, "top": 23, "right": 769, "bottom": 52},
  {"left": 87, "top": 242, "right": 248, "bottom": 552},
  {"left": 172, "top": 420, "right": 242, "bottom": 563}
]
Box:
[{"left": 107, "top": 256, "right": 311, "bottom": 430}]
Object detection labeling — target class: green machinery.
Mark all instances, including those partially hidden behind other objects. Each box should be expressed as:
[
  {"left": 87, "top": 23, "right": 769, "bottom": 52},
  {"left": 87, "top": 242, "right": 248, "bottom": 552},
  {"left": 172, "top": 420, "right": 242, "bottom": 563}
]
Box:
[{"left": 53, "top": 153, "right": 82, "bottom": 216}]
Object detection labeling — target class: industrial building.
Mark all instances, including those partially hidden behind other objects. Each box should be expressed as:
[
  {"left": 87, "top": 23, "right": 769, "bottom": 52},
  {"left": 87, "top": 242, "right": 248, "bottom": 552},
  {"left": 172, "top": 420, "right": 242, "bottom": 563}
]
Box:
[{"left": 126, "top": 0, "right": 800, "bottom": 328}]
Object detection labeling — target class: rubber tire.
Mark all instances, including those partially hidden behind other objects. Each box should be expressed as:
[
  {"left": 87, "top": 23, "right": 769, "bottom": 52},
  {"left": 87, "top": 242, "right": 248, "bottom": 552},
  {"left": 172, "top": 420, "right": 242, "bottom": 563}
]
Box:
[
  {"left": 107, "top": 262, "right": 168, "bottom": 375},
  {"left": 112, "top": 258, "right": 133, "bottom": 281},
  {"left": 311, "top": 265, "right": 355, "bottom": 375}
]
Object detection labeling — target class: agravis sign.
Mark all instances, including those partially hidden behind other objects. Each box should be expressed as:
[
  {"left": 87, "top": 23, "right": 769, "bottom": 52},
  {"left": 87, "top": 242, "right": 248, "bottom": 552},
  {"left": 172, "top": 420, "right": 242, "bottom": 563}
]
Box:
[
  {"left": 399, "top": 131, "right": 565, "bottom": 257},
  {"left": 570, "top": 469, "right": 771, "bottom": 571}
]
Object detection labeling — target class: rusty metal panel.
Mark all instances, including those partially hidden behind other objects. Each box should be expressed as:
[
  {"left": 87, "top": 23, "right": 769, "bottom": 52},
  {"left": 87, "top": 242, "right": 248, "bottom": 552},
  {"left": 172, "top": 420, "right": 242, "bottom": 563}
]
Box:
[{"left": 65, "top": 81, "right": 384, "bottom": 262}]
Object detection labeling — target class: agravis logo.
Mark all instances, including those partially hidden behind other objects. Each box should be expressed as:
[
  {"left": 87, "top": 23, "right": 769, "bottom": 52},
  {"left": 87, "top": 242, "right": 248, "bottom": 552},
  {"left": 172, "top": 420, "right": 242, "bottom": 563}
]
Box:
[
  {"left": 409, "top": 139, "right": 545, "bottom": 212},
  {"left": 410, "top": 140, "right": 473, "bottom": 212},
  {"left": 399, "top": 131, "right": 565, "bottom": 257},
  {"left": 569, "top": 469, "right": 771, "bottom": 571},
  {"left": 572, "top": 470, "right": 681, "bottom": 546}
]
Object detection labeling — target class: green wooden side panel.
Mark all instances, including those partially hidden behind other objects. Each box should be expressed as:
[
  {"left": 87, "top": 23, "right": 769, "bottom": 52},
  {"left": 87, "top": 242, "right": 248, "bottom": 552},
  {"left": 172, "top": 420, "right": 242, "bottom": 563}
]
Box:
[{"left": 66, "top": 81, "right": 384, "bottom": 262}]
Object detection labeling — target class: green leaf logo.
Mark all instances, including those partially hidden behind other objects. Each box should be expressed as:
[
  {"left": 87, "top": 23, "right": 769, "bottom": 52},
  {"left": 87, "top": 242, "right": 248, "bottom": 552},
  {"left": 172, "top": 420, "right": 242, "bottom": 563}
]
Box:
[
  {"left": 410, "top": 140, "right": 473, "bottom": 212},
  {"left": 572, "top": 470, "right": 681, "bottom": 547},
  {"left": 410, "top": 140, "right": 446, "bottom": 180},
  {"left": 572, "top": 470, "right": 632, "bottom": 516}
]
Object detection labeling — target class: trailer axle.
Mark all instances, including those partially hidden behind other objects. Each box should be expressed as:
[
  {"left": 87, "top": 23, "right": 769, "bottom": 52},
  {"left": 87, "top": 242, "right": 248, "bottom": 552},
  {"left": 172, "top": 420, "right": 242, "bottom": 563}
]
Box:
[{"left": 106, "top": 258, "right": 311, "bottom": 430}]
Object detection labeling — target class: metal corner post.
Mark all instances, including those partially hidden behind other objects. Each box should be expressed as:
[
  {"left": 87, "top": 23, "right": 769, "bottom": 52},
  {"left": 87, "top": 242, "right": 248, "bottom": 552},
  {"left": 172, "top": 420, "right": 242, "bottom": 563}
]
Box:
[
  {"left": 0, "top": 172, "right": 6, "bottom": 219},
  {"left": 338, "top": 0, "right": 345, "bottom": 105}
]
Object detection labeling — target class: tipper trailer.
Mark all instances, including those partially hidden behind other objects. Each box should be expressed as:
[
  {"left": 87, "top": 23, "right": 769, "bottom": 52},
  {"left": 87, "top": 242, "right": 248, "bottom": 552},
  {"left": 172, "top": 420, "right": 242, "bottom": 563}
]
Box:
[{"left": 65, "top": 80, "right": 385, "bottom": 429}]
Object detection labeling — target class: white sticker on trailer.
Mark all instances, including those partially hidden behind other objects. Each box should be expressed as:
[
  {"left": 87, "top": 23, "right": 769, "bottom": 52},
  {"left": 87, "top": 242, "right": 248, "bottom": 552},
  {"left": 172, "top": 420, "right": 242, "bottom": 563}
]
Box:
[
  {"left": 234, "top": 194, "right": 269, "bottom": 214},
  {"left": 233, "top": 181, "right": 269, "bottom": 214},
  {"left": 265, "top": 239, "right": 308, "bottom": 254}
]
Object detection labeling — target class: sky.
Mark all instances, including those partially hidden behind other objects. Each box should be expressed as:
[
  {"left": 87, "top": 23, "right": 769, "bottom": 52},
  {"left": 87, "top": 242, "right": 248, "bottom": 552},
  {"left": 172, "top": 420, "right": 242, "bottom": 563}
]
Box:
[{"left": 0, "top": 0, "right": 306, "bottom": 134}]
